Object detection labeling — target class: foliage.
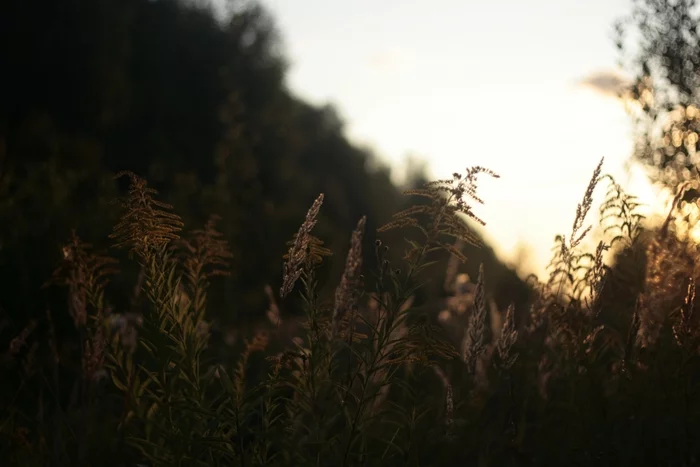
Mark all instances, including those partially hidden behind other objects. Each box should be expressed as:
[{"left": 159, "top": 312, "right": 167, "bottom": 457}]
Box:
[
  {"left": 616, "top": 0, "right": 700, "bottom": 189},
  {"left": 0, "top": 0, "right": 408, "bottom": 329},
  {"left": 8, "top": 0, "right": 700, "bottom": 465},
  {"left": 4, "top": 158, "right": 700, "bottom": 465}
]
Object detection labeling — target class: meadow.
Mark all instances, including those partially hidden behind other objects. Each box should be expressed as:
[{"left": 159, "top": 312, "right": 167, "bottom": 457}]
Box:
[
  {"left": 5, "top": 0, "right": 700, "bottom": 465},
  {"left": 3, "top": 155, "right": 700, "bottom": 466}
]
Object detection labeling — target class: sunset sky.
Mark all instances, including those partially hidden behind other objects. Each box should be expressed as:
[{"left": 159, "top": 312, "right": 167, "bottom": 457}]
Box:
[{"left": 225, "top": 0, "right": 670, "bottom": 278}]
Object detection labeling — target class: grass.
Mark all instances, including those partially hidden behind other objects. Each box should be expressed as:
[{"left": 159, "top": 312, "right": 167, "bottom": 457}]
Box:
[{"left": 3, "top": 160, "right": 700, "bottom": 466}]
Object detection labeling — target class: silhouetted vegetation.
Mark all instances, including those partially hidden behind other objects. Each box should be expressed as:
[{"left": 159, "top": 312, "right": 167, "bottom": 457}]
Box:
[
  {"left": 5, "top": 0, "right": 700, "bottom": 465},
  {"left": 0, "top": 0, "right": 519, "bottom": 330}
]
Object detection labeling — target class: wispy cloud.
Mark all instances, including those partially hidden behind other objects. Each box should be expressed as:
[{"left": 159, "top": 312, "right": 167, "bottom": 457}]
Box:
[{"left": 578, "top": 71, "right": 631, "bottom": 98}]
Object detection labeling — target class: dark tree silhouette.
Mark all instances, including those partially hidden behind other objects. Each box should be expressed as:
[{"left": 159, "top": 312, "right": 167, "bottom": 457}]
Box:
[{"left": 0, "top": 0, "right": 525, "bottom": 334}]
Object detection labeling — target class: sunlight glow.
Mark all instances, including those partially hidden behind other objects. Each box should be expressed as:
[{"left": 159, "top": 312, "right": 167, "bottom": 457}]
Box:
[
  {"left": 258, "top": 0, "right": 659, "bottom": 279},
  {"left": 427, "top": 85, "right": 664, "bottom": 279}
]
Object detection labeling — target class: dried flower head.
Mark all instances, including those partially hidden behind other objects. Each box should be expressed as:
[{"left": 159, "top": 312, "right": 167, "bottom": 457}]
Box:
[
  {"left": 576, "top": 240, "right": 610, "bottom": 317},
  {"left": 673, "top": 277, "right": 697, "bottom": 352},
  {"left": 281, "top": 193, "right": 327, "bottom": 297},
  {"left": 178, "top": 214, "right": 233, "bottom": 282},
  {"left": 110, "top": 171, "right": 184, "bottom": 258},
  {"left": 599, "top": 174, "right": 646, "bottom": 248},
  {"left": 379, "top": 166, "right": 499, "bottom": 260},
  {"left": 233, "top": 331, "right": 270, "bottom": 397},
  {"left": 570, "top": 157, "right": 603, "bottom": 250},
  {"left": 496, "top": 303, "right": 519, "bottom": 370},
  {"left": 463, "top": 264, "right": 488, "bottom": 373},
  {"left": 332, "top": 216, "right": 366, "bottom": 336},
  {"left": 44, "top": 231, "right": 118, "bottom": 327},
  {"left": 546, "top": 158, "right": 605, "bottom": 305}
]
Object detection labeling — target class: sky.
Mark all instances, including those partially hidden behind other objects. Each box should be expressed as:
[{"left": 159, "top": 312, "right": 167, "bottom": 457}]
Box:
[{"left": 224, "top": 0, "right": 671, "bottom": 278}]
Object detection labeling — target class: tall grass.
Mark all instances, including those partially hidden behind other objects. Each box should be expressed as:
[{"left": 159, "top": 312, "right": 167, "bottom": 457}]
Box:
[{"left": 4, "top": 161, "right": 700, "bottom": 466}]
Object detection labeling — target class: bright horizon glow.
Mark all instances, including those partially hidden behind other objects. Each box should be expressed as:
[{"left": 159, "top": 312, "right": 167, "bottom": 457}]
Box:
[{"left": 225, "top": 0, "right": 672, "bottom": 279}]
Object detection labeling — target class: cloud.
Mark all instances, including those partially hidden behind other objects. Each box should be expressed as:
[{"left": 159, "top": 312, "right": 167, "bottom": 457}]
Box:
[{"left": 577, "top": 71, "right": 631, "bottom": 98}]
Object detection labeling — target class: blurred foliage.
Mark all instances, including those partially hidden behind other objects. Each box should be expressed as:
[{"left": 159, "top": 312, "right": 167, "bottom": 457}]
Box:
[
  {"left": 0, "top": 0, "right": 524, "bottom": 332},
  {"left": 616, "top": 0, "right": 700, "bottom": 189},
  {"left": 6, "top": 0, "right": 700, "bottom": 465}
]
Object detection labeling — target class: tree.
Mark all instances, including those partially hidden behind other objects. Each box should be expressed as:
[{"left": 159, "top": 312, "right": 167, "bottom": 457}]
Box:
[
  {"left": 616, "top": 0, "right": 700, "bottom": 189},
  {"left": 0, "top": 0, "right": 408, "bottom": 326}
]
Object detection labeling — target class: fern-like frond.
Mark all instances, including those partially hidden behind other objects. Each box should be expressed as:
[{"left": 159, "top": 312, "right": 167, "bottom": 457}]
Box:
[
  {"left": 109, "top": 171, "right": 184, "bottom": 259},
  {"left": 44, "top": 230, "right": 118, "bottom": 327},
  {"left": 599, "top": 174, "right": 646, "bottom": 248},
  {"left": 178, "top": 214, "right": 233, "bottom": 282},
  {"left": 379, "top": 167, "right": 499, "bottom": 261}
]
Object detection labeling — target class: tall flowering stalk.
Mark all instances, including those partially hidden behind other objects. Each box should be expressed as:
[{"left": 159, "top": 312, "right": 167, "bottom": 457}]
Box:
[
  {"left": 463, "top": 264, "right": 489, "bottom": 374},
  {"left": 332, "top": 216, "right": 366, "bottom": 337},
  {"left": 280, "top": 194, "right": 327, "bottom": 298}
]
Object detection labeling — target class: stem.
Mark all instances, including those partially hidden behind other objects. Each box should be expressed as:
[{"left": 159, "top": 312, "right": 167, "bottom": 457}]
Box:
[
  {"left": 235, "top": 410, "right": 247, "bottom": 467},
  {"left": 342, "top": 193, "right": 457, "bottom": 465}
]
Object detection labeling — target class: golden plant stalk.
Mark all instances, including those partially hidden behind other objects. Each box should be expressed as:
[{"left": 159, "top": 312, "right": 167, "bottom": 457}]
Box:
[
  {"left": 496, "top": 302, "right": 519, "bottom": 370},
  {"left": 544, "top": 158, "right": 605, "bottom": 306},
  {"left": 463, "top": 264, "right": 488, "bottom": 373},
  {"left": 379, "top": 167, "right": 499, "bottom": 266},
  {"left": 109, "top": 171, "right": 184, "bottom": 259},
  {"left": 569, "top": 157, "right": 604, "bottom": 251},
  {"left": 177, "top": 215, "right": 233, "bottom": 322},
  {"left": 179, "top": 215, "right": 233, "bottom": 280},
  {"left": 43, "top": 231, "right": 118, "bottom": 387},
  {"left": 280, "top": 193, "right": 327, "bottom": 298},
  {"left": 599, "top": 174, "right": 646, "bottom": 248},
  {"left": 332, "top": 216, "right": 366, "bottom": 337},
  {"left": 44, "top": 230, "right": 118, "bottom": 327}
]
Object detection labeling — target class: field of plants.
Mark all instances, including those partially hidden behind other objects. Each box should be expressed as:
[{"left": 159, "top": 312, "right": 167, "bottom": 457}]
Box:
[
  {"left": 5, "top": 0, "right": 700, "bottom": 465},
  {"left": 4, "top": 157, "right": 700, "bottom": 466}
]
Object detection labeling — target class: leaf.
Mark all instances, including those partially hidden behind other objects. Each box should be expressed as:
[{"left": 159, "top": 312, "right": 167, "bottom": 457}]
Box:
[{"left": 111, "top": 372, "right": 129, "bottom": 392}]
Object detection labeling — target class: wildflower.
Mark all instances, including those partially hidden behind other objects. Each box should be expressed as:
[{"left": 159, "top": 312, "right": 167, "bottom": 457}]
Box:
[
  {"left": 281, "top": 194, "right": 325, "bottom": 297},
  {"left": 109, "top": 171, "right": 184, "bottom": 258},
  {"left": 178, "top": 214, "right": 233, "bottom": 283},
  {"left": 45, "top": 231, "right": 118, "bottom": 327},
  {"left": 463, "top": 264, "right": 488, "bottom": 374},
  {"left": 673, "top": 277, "right": 697, "bottom": 351},
  {"left": 569, "top": 157, "right": 603, "bottom": 250},
  {"left": 496, "top": 303, "right": 519, "bottom": 370},
  {"left": 379, "top": 167, "right": 499, "bottom": 259},
  {"left": 332, "top": 216, "right": 366, "bottom": 336}
]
